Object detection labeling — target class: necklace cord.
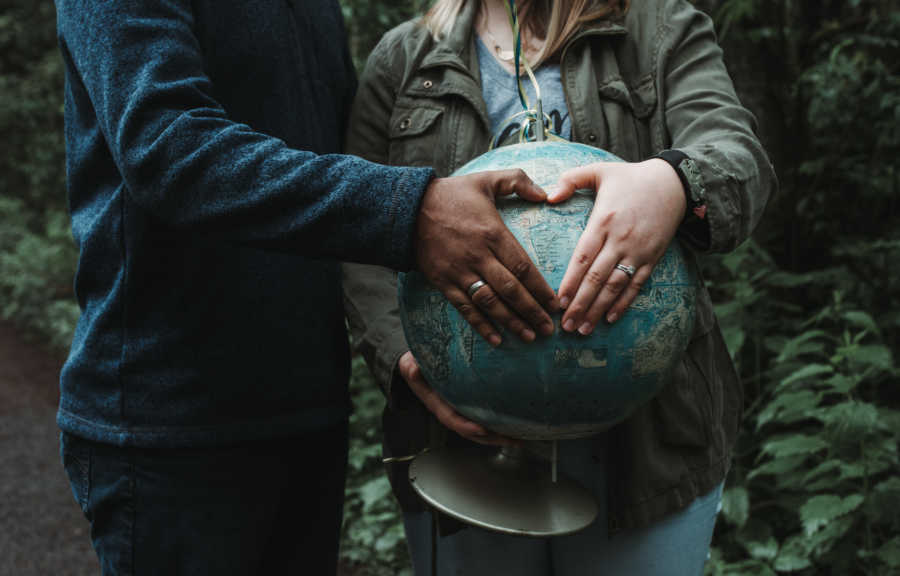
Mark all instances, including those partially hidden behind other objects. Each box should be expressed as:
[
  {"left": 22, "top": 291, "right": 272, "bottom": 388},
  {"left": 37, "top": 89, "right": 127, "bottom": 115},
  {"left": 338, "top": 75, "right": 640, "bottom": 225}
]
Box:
[{"left": 486, "top": 0, "right": 565, "bottom": 149}]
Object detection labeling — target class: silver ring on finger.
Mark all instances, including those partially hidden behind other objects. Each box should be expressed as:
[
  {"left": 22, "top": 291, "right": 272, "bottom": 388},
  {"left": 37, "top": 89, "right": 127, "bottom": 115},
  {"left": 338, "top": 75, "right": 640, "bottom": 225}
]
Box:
[
  {"left": 467, "top": 279, "right": 488, "bottom": 299},
  {"left": 615, "top": 263, "right": 636, "bottom": 278}
]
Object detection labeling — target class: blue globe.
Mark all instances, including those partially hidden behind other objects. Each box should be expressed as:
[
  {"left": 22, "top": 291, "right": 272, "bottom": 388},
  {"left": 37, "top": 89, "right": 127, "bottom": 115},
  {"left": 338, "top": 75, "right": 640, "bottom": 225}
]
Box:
[{"left": 399, "top": 142, "right": 699, "bottom": 440}]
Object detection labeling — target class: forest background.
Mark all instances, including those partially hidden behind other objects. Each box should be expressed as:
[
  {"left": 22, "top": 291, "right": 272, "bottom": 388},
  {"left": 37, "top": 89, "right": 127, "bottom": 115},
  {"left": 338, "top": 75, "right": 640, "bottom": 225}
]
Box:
[{"left": 1, "top": 0, "right": 898, "bottom": 574}]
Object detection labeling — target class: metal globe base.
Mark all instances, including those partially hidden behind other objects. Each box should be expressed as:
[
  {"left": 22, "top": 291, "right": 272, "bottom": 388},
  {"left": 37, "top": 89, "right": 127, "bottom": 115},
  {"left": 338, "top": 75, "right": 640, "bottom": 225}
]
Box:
[{"left": 408, "top": 443, "right": 598, "bottom": 537}]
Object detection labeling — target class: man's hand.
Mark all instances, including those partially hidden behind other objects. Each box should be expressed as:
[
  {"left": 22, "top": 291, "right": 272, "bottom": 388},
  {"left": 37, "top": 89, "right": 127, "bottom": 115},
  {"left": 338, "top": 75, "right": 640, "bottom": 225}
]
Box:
[
  {"left": 547, "top": 159, "right": 686, "bottom": 335},
  {"left": 398, "top": 352, "right": 513, "bottom": 446},
  {"left": 416, "top": 169, "right": 559, "bottom": 346}
]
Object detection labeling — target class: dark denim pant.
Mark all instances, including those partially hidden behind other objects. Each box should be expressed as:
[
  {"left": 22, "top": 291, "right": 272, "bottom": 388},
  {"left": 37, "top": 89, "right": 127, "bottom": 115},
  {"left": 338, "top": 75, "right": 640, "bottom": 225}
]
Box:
[{"left": 60, "top": 425, "right": 348, "bottom": 575}]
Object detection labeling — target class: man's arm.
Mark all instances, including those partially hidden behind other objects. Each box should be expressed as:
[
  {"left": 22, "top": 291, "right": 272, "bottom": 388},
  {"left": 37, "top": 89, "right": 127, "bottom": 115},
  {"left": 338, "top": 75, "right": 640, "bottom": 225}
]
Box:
[
  {"left": 58, "top": 0, "right": 558, "bottom": 339},
  {"left": 56, "top": 0, "right": 429, "bottom": 269}
]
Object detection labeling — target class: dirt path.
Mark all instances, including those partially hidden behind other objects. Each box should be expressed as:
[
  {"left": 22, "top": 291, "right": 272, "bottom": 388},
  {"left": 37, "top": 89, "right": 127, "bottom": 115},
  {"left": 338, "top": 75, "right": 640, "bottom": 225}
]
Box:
[{"left": 0, "top": 321, "right": 99, "bottom": 575}]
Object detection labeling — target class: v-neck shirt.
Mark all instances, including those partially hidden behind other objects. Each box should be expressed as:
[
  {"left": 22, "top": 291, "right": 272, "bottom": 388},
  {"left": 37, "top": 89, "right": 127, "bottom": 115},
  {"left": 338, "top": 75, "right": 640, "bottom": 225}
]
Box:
[{"left": 475, "top": 35, "right": 572, "bottom": 143}]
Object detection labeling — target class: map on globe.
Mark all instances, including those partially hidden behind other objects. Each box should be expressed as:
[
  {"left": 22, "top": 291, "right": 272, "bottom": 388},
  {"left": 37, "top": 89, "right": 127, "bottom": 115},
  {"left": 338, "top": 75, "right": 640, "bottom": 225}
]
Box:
[{"left": 399, "top": 142, "right": 700, "bottom": 440}]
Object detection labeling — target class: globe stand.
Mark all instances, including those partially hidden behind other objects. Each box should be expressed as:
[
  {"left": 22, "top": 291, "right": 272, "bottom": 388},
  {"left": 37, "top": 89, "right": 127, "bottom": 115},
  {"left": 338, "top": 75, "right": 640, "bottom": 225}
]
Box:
[{"left": 408, "top": 442, "right": 598, "bottom": 537}]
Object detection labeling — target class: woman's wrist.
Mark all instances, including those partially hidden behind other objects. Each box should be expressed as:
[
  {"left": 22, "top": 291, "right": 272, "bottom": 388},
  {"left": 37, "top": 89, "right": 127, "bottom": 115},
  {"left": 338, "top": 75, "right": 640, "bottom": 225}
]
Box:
[
  {"left": 651, "top": 150, "right": 708, "bottom": 221},
  {"left": 643, "top": 158, "right": 688, "bottom": 224}
]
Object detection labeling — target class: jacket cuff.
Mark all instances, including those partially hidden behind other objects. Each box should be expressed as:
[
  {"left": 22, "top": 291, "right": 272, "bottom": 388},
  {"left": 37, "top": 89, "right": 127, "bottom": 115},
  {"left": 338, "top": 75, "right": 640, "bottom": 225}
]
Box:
[
  {"left": 654, "top": 149, "right": 711, "bottom": 251},
  {"left": 389, "top": 167, "right": 435, "bottom": 271}
]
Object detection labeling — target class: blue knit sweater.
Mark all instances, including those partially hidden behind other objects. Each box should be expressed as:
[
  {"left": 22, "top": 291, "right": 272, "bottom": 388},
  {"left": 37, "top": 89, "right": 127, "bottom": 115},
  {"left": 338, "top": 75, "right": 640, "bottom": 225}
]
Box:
[{"left": 55, "top": 0, "right": 433, "bottom": 446}]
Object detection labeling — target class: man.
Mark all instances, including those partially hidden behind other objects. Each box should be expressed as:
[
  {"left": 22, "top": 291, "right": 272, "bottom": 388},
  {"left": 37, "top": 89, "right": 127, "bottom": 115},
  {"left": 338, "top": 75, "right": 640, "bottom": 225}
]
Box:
[{"left": 54, "top": 0, "right": 557, "bottom": 573}]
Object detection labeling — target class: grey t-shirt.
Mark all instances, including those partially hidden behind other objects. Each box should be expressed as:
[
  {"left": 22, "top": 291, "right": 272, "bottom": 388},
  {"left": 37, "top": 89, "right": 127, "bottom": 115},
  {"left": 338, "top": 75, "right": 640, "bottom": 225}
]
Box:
[{"left": 475, "top": 35, "right": 572, "bottom": 144}]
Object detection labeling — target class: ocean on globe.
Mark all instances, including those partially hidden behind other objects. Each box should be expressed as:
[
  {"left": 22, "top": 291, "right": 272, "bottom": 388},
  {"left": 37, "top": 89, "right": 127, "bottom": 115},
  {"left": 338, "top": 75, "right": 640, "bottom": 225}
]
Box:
[{"left": 399, "top": 141, "right": 699, "bottom": 440}]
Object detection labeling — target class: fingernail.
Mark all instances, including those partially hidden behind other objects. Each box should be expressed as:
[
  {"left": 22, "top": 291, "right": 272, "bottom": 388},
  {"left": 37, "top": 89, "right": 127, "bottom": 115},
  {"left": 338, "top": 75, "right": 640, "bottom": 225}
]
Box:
[
  {"left": 489, "top": 334, "right": 502, "bottom": 347},
  {"left": 607, "top": 312, "right": 618, "bottom": 324},
  {"left": 578, "top": 322, "right": 593, "bottom": 335},
  {"left": 563, "top": 318, "right": 575, "bottom": 332},
  {"left": 540, "top": 321, "right": 554, "bottom": 336},
  {"left": 559, "top": 296, "right": 570, "bottom": 309},
  {"left": 522, "top": 329, "right": 536, "bottom": 342}
]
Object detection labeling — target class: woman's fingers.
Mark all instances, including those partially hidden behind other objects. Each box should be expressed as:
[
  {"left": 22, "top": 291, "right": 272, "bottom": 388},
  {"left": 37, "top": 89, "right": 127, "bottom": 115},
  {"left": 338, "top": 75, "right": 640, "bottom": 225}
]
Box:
[
  {"left": 569, "top": 262, "right": 635, "bottom": 334},
  {"left": 557, "top": 216, "right": 608, "bottom": 312},
  {"left": 398, "top": 352, "right": 513, "bottom": 446},
  {"left": 605, "top": 266, "right": 653, "bottom": 324},
  {"left": 547, "top": 163, "right": 603, "bottom": 204}
]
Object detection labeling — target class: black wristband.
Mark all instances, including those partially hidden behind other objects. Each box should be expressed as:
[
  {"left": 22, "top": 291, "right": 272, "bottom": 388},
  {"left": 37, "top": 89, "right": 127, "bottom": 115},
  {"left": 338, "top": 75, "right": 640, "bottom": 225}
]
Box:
[{"left": 653, "top": 149, "right": 707, "bottom": 220}]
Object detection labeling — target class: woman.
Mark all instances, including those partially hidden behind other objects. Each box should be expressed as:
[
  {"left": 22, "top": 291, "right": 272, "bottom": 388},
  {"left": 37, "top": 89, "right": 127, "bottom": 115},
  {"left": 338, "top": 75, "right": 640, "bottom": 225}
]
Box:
[{"left": 342, "top": 0, "right": 775, "bottom": 573}]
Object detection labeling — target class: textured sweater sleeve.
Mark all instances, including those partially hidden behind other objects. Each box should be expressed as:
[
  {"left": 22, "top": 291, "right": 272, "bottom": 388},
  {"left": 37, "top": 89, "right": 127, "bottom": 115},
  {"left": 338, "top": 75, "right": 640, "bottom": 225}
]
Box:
[
  {"left": 659, "top": 0, "right": 777, "bottom": 253},
  {"left": 55, "top": 0, "right": 433, "bottom": 269}
]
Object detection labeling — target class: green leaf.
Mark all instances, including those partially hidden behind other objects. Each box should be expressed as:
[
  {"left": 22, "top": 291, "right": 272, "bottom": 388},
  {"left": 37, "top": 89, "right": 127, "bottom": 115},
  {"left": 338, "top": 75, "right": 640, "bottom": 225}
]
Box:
[
  {"left": 799, "top": 494, "right": 864, "bottom": 536},
  {"left": 721, "top": 486, "right": 750, "bottom": 528},
  {"left": 738, "top": 518, "right": 779, "bottom": 561},
  {"left": 876, "top": 537, "right": 900, "bottom": 568},
  {"left": 822, "top": 372, "right": 861, "bottom": 394},
  {"left": 775, "top": 331, "right": 830, "bottom": 363},
  {"left": 850, "top": 345, "right": 894, "bottom": 371},
  {"left": 766, "top": 271, "right": 816, "bottom": 288},
  {"left": 716, "top": 559, "right": 776, "bottom": 576},
  {"left": 749, "top": 454, "right": 808, "bottom": 479},
  {"left": 761, "top": 435, "right": 829, "bottom": 459},
  {"left": 756, "top": 389, "right": 821, "bottom": 430},
  {"left": 358, "top": 475, "right": 392, "bottom": 514},
  {"left": 374, "top": 522, "right": 407, "bottom": 553},
  {"left": 842, "top": 310, "right": 881, "bottom": 336},
  {"left": 818, "top": 401, "right": 881, "bottom": 436},
  {"left": 777, "top": 364, "right": 833, "bottom": 391},
  {"left": 774, "top": 535, "right": 812, "bottom": 572}
]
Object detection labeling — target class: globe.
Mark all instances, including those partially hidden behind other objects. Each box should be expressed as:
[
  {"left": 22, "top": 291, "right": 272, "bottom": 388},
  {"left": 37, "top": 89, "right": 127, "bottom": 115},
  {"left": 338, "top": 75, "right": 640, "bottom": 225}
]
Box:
[{"left": 399, "top": 141, "right": 699, "bottom": 441}]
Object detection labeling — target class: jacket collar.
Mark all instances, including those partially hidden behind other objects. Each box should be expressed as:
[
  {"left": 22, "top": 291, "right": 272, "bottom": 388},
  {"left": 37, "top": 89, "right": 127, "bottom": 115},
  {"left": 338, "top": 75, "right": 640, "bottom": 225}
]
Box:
[{"left": 419, "top": 0, "right": 480, "bottom": 74}]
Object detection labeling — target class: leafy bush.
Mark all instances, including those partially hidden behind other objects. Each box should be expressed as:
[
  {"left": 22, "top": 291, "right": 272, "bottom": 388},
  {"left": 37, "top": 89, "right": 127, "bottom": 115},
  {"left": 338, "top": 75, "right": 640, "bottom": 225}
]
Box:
[
  {"left": 341, "top": 355, "right": 412, "bottom": 576},
  {"left": 705, "top": 2, "right": 900, "bottom": 574},
  {"left": 0, "top": 1, "right": 77, "bottom": 350}
]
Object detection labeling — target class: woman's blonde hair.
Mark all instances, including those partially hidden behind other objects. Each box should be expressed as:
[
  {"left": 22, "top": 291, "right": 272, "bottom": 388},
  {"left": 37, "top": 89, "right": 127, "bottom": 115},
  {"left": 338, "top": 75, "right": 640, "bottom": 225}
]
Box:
[{"left": 424, "top": 0, "right": 630, "bottom": 67}]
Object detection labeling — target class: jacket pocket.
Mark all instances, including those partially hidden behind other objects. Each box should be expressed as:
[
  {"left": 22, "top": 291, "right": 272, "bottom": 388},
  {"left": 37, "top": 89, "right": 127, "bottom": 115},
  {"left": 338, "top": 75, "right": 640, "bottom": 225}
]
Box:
[
  {"left": 388, "top": 106, "right": 444, "bottom": 167},
  {"left": 596, "top": 74, "right": 657, "bottom": 160}
]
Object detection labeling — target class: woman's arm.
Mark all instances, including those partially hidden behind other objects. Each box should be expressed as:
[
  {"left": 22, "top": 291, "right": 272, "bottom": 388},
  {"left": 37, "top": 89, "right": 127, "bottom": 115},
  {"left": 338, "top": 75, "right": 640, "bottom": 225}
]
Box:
[
  {"left": 659, "top": 0, "right": 776, "bottom": 254},
  {"left": 552, "top": 0, "right": 776, "bottom": 334}
]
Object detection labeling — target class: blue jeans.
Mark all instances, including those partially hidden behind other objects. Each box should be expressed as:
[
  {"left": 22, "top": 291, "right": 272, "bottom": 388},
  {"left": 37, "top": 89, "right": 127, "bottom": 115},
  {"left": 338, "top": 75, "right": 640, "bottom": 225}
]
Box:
[
  {"left": 60, "top": 426, "right": 347, "bottom": 575},
  {"left": 404, "top": 438, "right": 724, "bottom": 576}
]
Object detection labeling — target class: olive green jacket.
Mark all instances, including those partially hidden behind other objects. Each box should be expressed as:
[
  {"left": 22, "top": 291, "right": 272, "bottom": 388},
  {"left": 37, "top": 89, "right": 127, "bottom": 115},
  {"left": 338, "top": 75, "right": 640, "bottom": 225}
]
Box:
[{"left": 342, "top": 0, "right": 775, "bottom": 532}]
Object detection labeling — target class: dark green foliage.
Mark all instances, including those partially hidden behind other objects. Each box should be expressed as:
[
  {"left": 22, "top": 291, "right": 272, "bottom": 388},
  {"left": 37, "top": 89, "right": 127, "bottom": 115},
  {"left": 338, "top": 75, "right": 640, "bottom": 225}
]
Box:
[
  {"left": 342, "top": 356, "right": 412, "bottom": 575},
  {"left": 341, "top": 0, "right": 431, "bottom": 71},
  {"left": 0, "top": 1, "right": 78, "bottom": 349},
  {"left": 705, "top": 1, "right": 900, "bottom": 574}
]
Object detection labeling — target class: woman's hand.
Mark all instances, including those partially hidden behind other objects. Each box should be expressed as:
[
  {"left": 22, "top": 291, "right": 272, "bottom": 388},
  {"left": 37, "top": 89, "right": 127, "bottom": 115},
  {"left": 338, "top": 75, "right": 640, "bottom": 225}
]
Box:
[
  {"left": 398, "top": 351, "right": 515, "bottom": 447},
  {"left": 547, "top": 159, "right": 686, "bottom": 335}
]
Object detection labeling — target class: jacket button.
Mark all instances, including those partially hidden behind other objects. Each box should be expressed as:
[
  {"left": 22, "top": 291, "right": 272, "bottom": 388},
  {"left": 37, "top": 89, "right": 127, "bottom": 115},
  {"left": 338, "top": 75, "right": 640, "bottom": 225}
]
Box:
[
  {"left": 423, "top": 80, "right": 433, "bottom": 89},
  {"left": 399, "top": 118, "right": 411, "bottom": 131},
  {"left": 588, "top": 133, "right": 597, "bottom": 142}
]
